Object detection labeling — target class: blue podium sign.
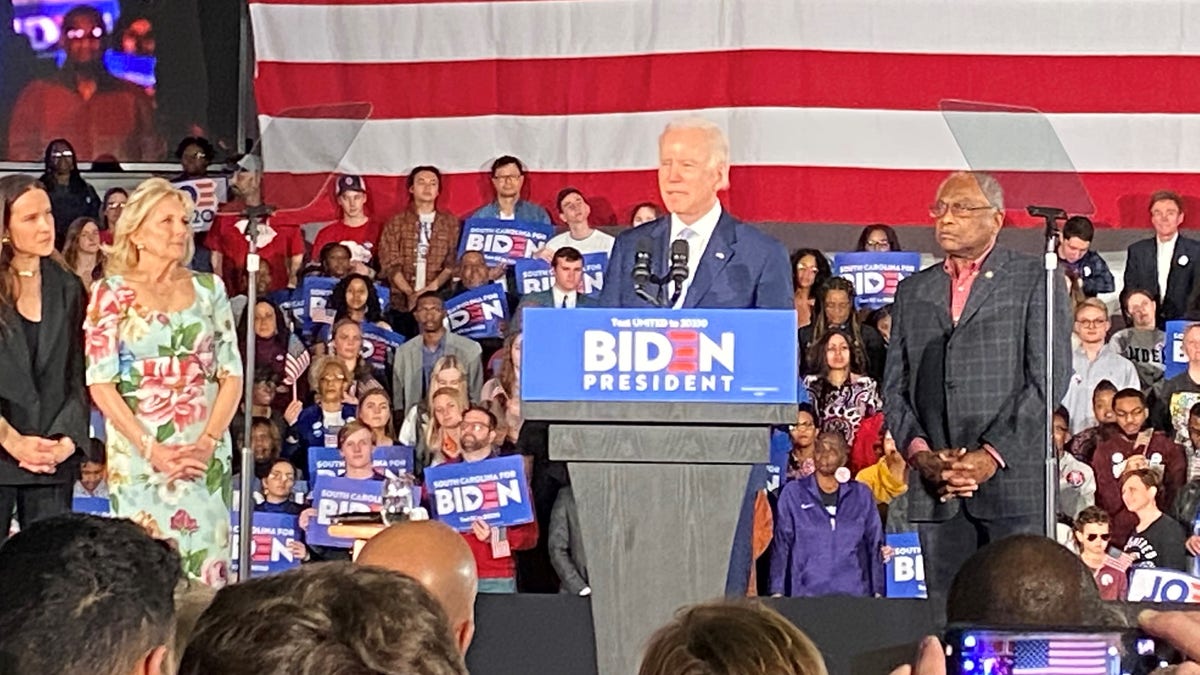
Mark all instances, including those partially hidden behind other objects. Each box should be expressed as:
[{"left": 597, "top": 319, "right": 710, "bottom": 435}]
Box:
[{"left": 521, "top": 308, "right": 797, "bottom": 404}]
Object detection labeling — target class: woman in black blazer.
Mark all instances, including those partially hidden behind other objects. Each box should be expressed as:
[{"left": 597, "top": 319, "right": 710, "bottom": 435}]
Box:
[{"left": 0, "top": 175, "right": 89, "bottom": 543}]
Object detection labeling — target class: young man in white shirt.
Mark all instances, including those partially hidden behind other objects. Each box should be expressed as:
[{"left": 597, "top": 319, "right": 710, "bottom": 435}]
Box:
[{"left": 541, "top": 188, "right": 614, "bottom": 259}]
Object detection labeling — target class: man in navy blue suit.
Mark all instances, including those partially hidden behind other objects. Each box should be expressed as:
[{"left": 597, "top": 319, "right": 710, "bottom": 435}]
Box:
[{"left": 598, "top": 117, "right": 792, "bottom": 310}]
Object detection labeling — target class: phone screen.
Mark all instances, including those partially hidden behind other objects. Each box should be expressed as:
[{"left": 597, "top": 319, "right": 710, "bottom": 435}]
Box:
[{"left": 944, "top": 628, "right": 1169, "bottom": 675}]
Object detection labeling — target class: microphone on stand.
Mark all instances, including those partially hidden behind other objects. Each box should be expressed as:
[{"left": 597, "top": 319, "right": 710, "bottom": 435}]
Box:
[
  {"left": 632, "top": 238, "right": 662, "bottom": 306},
  {"left": 667, "top": 238, "right": 690, "bottom": 307}
]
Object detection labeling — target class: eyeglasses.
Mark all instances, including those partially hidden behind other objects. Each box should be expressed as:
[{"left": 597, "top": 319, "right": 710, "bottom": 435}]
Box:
[
  {"left": 65, "top": 26, "right": 103, "bottom": 40},
  {"left": 492, "top": 173, "right": 523, "bottom": 183},
  {"left": 929, "top": 201, "right": 997, "bottom": 218},
  {"left": 51, "top": 150, "right": 74, "bottom": 159},
  {"left": 1085, "top": 533, "right": 1111, "bottom": 542},
  {"left": 1074, "top": 319, "right": 1107, "bottom": 328}
]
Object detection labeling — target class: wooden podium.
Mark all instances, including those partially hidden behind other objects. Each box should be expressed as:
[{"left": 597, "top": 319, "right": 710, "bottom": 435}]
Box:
[{"left": 522, "top": 308, "right": 796, "bottom": 675}]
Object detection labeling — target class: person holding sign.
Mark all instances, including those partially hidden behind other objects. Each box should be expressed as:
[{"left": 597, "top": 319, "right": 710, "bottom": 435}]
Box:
[
  {"left": 256, "top": 460, "right": 309, "bottom": 563},
  {"left": 600, "top": 117, "right": 792, "bottom": 310},
  {"left": 378, "top": 166, "right": 462, "bottom": 315},
  {"left": 769, "top": 431, "right": 885, "bottom": 597},
  {"left": 333, "top": 421, "right": 386, "bottom": 481},
  {"left": 453, "top": 405, "right": 537, "bottom": 594},
  {"left": 855, "top": 224, "right": 903, "bottom": 253},
  {"left": 283, "top": 357, "right": 357, "bottom": 466},
  {"left": 85, "top": 178, "right": 245, "bottom": 586}
]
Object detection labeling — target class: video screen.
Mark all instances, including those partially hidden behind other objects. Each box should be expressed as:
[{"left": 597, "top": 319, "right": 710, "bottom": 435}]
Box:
[
  {"left": 1, "top": 0, "right": 236, "bottom": 163},
  {"left": 949, "top": 629, "right": 1166, "bottom": 675}
]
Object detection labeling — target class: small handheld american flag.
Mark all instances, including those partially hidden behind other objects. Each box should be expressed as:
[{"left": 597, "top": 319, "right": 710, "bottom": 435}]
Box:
[{"left": 283, "top": 351, "right": 311, "bottom": 398}]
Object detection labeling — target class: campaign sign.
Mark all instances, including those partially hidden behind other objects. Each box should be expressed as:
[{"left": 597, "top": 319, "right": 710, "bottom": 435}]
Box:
[
  {"left": 885, "top": 531, "right": 927, "bottom": 598},
  {"left": 425, "top": 455, "right": 534, "bottom": 532},
  {"left": 1127, "top": 567, "right": 1200, "bottom": 603},
  {"left": 174, "top": 177, "right": 226, "bottom": 233},
  {"left": 296, "top": 277, "right": 391, "bottom": 335},
  {"left": 307, "top": 477, "right": 384, "bottom": 548},
  {"left": 306, "top": 445, "right": 415, "bottom": 482},
  {"left": 832, "top": 252, "right": 921, "bottom": 309},
  {"left": 512, "top": 252, "right": 609, "bottom": 296},
  {"left": 361, "top": 323, "right": 405, "bottom": 376},
  {"left": 72, "top": 496, "right": 111, "bottom": 516},
  {"left": 458, "top": 218, "right": 554, "bottom": 267},
  {"left": 230, "top": 512, "right": 302, "bottom": 578},
  {"left": 1166, "top": 320, "right": 1192, "bottom": 381},
  {"left": 446, "top": 283, "right": 508, "bottom": 339},
  {"left": 522, "top": 308, "right": 798, "bottom": 404}
]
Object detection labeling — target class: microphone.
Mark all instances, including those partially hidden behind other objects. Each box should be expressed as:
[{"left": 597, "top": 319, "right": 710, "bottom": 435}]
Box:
[
  {"left": 632, "top": 238, "right": 662, "bottom": 307},
  {"left": 667, "top": 238, "right": 690, "bottom": 306}
]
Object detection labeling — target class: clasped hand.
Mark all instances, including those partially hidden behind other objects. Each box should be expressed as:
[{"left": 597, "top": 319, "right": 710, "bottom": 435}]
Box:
[
  {"left": 149, "top": 437, "right": 215, "bottom": 484},
  {"left": 912, "top": 448, "right": 998, "bottom": 502},
  {"left": 11, "top": 435, "right": 74, "bottom": 474}
]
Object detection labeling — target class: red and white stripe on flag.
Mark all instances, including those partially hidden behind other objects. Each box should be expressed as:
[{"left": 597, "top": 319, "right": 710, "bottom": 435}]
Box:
[{"left": 247, "top": 0, "right": 1200, "bottom": 229}]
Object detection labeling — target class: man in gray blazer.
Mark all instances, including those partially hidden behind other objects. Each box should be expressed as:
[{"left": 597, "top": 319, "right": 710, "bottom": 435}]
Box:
[
  {"left": 883, "top": 171, "right": 1071, "bottom": 597},
  {"left": 391, "top": 292, "right": 483, "bottom": 417},
  {"left": 511, "top": 246, "right": 598, "bottom": 333}
]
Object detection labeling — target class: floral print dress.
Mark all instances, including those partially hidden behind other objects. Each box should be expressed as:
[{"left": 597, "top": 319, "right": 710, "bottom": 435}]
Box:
[{"left": 84, "top": 273, "right": 243, "bottom": 586}]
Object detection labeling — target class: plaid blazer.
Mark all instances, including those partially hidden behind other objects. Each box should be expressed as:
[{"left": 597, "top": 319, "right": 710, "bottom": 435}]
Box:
[{"left": 882, "top": 247, "right": 1072, "bottom": 521}]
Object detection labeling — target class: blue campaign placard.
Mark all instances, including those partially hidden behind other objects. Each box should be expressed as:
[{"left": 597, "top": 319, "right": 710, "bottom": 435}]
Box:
[
  {"left": 512, "top": 252, "right": 609, "bottom": 296},
  {"left": 296, "top": 276, "right": 391, "bottom": 335},
  {"left": 446, "top": 283, "right": 508, "bottom": 339},
  {"left": 832, "top": 251, "right": 922, "bottom": 310},
  {"left": 458, "top": 218, "right": 555, "bottom": 267},
  {"left": 230, "top": 512, "right": 303, "bottom": 578},
  {"left": 1166, "top": 320, "right": 1189, "bottom": 381},
  {"left": 307, "top": 445, "right": 415, "bottom": 482},
  {"left": 360, "top": 323, "right": 405, "bottom": 377},
  {"left": 425, "top": 455, "right": 534, "bottom": 532},
  {"left": 521, "top": 308, "right": 798, "bottom": 404},
  {"left": 72, "top": 496, "right": 111, "bottom": 516},
  {"left": 307, "top": 477, "right": 384, "bottom": 548},
  {"left": 885, "top": 531, "right": 927, "bottom": 598}
]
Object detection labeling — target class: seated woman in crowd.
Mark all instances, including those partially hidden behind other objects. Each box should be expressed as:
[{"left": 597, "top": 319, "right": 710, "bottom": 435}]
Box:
[
  {"left": 799, "top": 277, "right": 886, "bottom": 380},
  {"left": 1122, "top": 468, "right": 1188, "bottom": 572},
  {"left": 398, "top": 355, "right": 468, "bottom": 445},
  {"left": 422, "top": 386, "right": 468, "bottom": 469},
  {"left": 313, "top": 242, "right": 353, "bottom": 281},
  {"left": 62, "top": 216, "right": 105, "bottom": 285},
  {"left": 238, "top": 298, "right": 307, "bottom": 411},
  {"left": 804, "top": 329, "right": 883, "bottom": 450},
  {"left": 321, "top": 318, "right": 385, "bottom": 400},
  {"left": 854, "top": 224, "right": 902, "bottom": 252},
  {"left": 230, "top": 368, "right": 289, "bottom": 452},
  {"left": 770, "top": 431, "right": 885, "bottom": 598},
  {"left": 854, "top": 428, "right": 908, "bottom": 522},
  {"left": 325, "top": 272, "right": 391, "bottom": 330},
  {"left": 482, "top": 332, "right": 523, "bottom": 447},
  {"left": 231, "top": 415, "right": 285, "bottom": 494},
  {"left": 790, "top": 248, "right": 830, "bottom": 331},
  {"left": 1071, "top": 506, "right": 1127, "bottom": 601},
  {"left": 786, "top": 403, "right": 818, "bottom": 481},
  {"left": 357, "top": 388, "right": 395, "bottom": 446},
  {"left": 630, "top": 202, "right": 661, "bottom": 227},
  {"left": 284, "top": 357, "right": 357, "bottom": 468}
]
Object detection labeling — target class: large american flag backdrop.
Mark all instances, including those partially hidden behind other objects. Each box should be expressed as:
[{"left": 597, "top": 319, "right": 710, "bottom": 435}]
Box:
[{"left": 248, "top": 0, "right": 1200, "bottom": 229}]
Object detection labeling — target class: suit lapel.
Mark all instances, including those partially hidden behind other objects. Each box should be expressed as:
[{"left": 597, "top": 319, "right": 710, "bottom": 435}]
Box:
[
  {"left": 922, "top": 268, "right": 953, "bottom": 333},
  {"left": 682, "top": 213, "right": 735, "bottom": 308},
  {"left": 36, "top": 264, "right": 65, "bottom": 377},
  {"left": 1166, "top": 238, "right": 1191, "bottom": 299},
  {"left": 952, "top": 250, "right": 1007, "bottom": 329}
]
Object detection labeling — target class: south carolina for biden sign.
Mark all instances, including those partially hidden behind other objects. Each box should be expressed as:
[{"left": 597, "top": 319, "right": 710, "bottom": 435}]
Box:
[{"left": 521, "top": 308, "right": 797, "bottom": 403}]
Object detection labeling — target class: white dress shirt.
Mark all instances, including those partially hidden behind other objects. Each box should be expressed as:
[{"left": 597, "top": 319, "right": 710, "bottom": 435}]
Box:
[
  {"left": 551, "top": 287, "right": 578, "bottom": 308},
  {"left": 1157, "top": 233, "right": 1178, "bottom": 301},
  {"left": 669, "top": 201, "right": 722, "bottom": 308}
]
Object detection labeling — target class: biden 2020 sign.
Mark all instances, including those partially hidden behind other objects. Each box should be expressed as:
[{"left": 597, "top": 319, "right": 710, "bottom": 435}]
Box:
[
  {"left": 833, "top": 251, "right": 921, "bottom": 310},
  {"left": 424, "top": 455, "right": 534, "bottom": 532},
  {"left": 521, "top": 308, "right": 797, "bottom": 404}
]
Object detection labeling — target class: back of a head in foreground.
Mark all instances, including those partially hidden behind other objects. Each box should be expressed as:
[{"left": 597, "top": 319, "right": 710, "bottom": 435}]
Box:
[
  {"left": 947, "top": 534, "right": 1116, "bottom": 626},
  {"left": 356, "top": 520, "right": 479, "bottom": 652},
  {"left": 638, "top": 599, "right": 828, "bottom": 675},
  {"left": 178, "top": 561, "right": 467, "bottom": 675},
  {"left": 0, "top": 513, "right": 182, "bottom": 675}
]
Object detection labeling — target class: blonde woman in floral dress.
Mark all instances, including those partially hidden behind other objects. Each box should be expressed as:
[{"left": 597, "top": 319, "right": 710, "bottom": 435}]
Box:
[{"left": 84, "top": 178, "right": 243, "bottom": 586}]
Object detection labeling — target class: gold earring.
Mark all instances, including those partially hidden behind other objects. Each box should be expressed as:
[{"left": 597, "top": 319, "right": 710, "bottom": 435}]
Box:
[{"left": 135, "top": 243, "right": 145, "bottom": 251}]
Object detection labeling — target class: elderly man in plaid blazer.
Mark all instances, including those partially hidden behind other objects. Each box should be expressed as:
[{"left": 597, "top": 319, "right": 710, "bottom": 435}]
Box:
[{"left": 883, "top": 171, "right": 1072, "bottom": 596}]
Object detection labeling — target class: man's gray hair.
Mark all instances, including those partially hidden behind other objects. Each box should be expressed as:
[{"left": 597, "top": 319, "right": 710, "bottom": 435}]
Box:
[
  {"left": 939, "top": 171, "right": 1006, "bottom": 212},
  {"left": 661, "top": 116, "right": 730, "bottom": 169}
]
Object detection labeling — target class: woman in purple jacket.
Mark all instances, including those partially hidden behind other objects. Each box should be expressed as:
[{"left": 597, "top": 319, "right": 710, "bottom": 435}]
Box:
[{"left": 770, "top": 430, "right": 885, "bottom": 597}]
